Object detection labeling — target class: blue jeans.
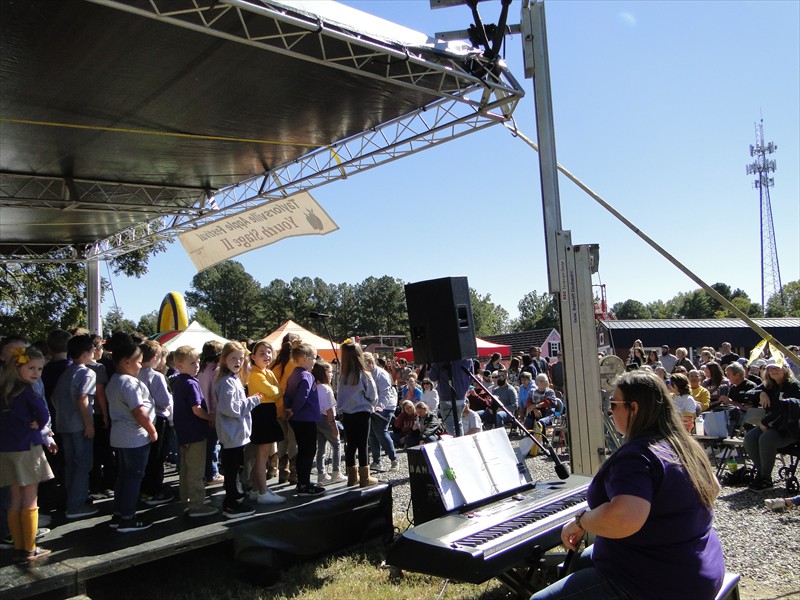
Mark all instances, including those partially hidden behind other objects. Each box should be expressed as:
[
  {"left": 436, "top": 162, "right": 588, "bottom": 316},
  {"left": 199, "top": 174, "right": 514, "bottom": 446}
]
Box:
[
  {"left": 205, "top": 427, "right": 219, "bottom": 480},
  {"left": 531, "top": 547, "right": 633, "bottom": 600},
  {"left": 316, "top": 421, "right": 342, "bottom": 473},
  {"left": 114, "top": 445, "right": 150, "bottom": 519},
  {"left": 62, "top": 431, "right": 93, "bottom": 513},
  {"left": 368, "top": 410, "right": 397, "bottom": 463},
  {"left": 440, "top": 399, "right": 465, "bottom": 436}
]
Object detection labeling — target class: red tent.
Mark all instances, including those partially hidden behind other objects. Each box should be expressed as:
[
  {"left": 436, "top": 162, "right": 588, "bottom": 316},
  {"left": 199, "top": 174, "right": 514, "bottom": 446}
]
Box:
[{"left": 393, "top": 337, "right": 512, "bottom": 363}]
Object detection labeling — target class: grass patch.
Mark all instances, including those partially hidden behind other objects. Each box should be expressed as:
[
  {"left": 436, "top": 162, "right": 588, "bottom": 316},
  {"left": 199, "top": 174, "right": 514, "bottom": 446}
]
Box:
[{"left": 85, "top": 542, "right": 512, "bottom": 600}]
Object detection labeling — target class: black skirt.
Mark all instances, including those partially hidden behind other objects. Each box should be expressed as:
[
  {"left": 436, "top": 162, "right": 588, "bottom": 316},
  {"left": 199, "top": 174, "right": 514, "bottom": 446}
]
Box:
[{"left": 250, "top": 402, "right": 284, "bottom": 444}]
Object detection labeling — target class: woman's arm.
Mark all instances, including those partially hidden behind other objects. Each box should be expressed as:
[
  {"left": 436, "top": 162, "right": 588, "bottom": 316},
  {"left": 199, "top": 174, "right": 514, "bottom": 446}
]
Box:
[{"left": 561, "top": 494, "right": 651, "bottom": 551}]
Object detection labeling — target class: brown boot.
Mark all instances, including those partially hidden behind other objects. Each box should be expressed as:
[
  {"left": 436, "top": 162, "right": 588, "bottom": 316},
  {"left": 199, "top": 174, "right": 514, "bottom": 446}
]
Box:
[
  {"left": 267, "top": 453, "right": 279, "bottom": 480},
  {"left": 346, "top": 466, "right": 359, "bottom": 486},
  {"left": 358, "top": 466, "right": 378, "bottom": 488},
  {"left": 278, "top": 455, "right": 290, "bottom": 484}
]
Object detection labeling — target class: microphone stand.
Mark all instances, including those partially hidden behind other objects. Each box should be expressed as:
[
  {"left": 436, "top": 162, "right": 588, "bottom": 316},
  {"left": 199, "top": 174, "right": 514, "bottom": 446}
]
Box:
[
  {"left": 461, "top": 365, "right": 570, "bottom": 480},
  {"left": 311, "top": 313, "right": 339, "bottom": 365},
  {"left": 443, "top": 362, "right": 463, "bottom": 437}
]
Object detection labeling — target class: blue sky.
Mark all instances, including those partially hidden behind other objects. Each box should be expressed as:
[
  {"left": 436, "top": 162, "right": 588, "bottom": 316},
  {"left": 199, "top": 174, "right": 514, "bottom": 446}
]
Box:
[{"left": 104, "top": 0, "right": 800, "bottom": 324}]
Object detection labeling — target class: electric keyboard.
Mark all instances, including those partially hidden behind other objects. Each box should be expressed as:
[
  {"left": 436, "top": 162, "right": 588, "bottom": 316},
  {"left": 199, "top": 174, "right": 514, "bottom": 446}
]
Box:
[{"left": 386, "top": 475, "right": 590, "bottom": 585}]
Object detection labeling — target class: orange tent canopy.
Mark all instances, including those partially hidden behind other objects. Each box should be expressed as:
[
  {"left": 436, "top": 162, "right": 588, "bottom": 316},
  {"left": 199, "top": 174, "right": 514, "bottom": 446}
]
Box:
[{"left": 261, "top": 319, "right": 340, "bottom": 362}]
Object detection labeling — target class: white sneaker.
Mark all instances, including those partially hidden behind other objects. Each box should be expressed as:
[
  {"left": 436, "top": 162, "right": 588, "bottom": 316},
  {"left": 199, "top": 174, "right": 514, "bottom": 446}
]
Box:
[
  {"left": 246, "top": 490, "right": 259, "bottom": 501},
  {"left": 764, "top": 498, "right": 790, "bottom": 511},
  {"left": 317, "top": 472, "right": 331, "bottom": 484},
  {"left": 329, "top": 471, "right": 346, "bottom": 482},
  {"left": 369, "top": 462, "right": 382, "bottom": 471},
  {"left": 257, "top": 489, "right": 287, "bottom": 505},
  {"left": 390, "top": 459, "right": 399, "bottom": 470}
]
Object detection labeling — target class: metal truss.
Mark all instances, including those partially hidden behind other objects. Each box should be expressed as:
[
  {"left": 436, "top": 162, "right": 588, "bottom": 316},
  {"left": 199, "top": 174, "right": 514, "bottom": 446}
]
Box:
[
  {"left": 0, "top": 174, "right": 209, "bottom": 215},
  {"left": 4, "top": 0, "right": 524, "bottom": 264}
]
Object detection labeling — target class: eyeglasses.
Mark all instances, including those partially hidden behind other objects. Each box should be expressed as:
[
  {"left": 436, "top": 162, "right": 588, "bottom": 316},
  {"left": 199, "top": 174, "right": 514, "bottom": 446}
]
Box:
[{"left": 608, "top": 401, "right": 628, "bottom": 411}]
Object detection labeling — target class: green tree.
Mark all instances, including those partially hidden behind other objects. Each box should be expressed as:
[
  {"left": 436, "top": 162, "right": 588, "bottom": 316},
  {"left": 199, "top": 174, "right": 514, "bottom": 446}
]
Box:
[
  {"left": 0, "top": 242, "right": 167, "bottom": 340},
  {"left": 611, "top": 299, "right": 652, "bottom": 319},
  {"left": 766, "top": 280, "right": 800, "bottom": 317},
  {"left": 192, "top": 307, "right": 222, "bottom": 336},
  {"left": 513, "top": 290, "right": 559, "bottom": 331},
  {"left": 470, "top": 288, "right": 509, "bottom": 336},
  {"left": 103, "top": 307, "right": 138, "bottom": 336},
  {"left": 136, "top": 311, "right": 159, "bottom": 337},
  {"left": 354, "top": 276, "right": 408, "bottom": 336},
  {"left": 185, "top": 261, "right": 263, "bottom": 339},
  {"left": 0, "top": 258, "right": 89, "bottom": 340},
  {"left": 260, "top": 279, "right": 293, "bottom": 334}
]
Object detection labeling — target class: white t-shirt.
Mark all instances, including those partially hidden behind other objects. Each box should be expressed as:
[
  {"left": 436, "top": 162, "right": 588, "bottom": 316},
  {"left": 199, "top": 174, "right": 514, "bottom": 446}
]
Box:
[
  {"left": 673, "top": 393, "right": 698, "bottom": 416},
  {"left": 464, "top": 408, "right": 482, "bottom": 434},
  {"left": 317, "top": 383, "right": 336, "bottom": 415}
]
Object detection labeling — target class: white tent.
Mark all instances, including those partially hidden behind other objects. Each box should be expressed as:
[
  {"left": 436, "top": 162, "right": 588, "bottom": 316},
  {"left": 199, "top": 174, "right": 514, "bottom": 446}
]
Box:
[{"left": 161, "top": 320, "right": 231, "bottom": 352}]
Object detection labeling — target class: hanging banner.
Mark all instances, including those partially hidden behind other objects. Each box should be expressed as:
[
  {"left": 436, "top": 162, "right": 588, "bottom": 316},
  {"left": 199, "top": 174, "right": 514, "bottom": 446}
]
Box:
[{"left": 179, "top": 191, "right": 338, "bottom": 271}]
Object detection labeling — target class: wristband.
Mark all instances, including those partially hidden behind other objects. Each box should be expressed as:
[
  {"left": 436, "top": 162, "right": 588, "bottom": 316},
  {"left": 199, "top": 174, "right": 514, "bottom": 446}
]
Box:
[{"left": 575, "top": 509, "right": 587, "bottom": 531}]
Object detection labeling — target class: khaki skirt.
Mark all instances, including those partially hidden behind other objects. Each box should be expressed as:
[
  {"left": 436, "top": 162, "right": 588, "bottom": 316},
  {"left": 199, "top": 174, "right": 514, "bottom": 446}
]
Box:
[{"left": 0, "top": 444, "right": 54, "bottom": 487}]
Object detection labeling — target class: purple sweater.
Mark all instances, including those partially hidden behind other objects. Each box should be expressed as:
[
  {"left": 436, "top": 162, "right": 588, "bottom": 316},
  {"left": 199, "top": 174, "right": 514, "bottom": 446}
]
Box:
[
  {"left": 283, "top": 367, "right": 320, "bottom": 422},
  {"left": 0, "top": 385, "right": 51, "bottom": 452}
]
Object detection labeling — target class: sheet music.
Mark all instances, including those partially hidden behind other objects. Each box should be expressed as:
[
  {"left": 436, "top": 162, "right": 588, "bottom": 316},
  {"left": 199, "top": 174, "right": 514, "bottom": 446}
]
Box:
[{"left": 421, "top": 429, "right": 527, "bottom": 510}]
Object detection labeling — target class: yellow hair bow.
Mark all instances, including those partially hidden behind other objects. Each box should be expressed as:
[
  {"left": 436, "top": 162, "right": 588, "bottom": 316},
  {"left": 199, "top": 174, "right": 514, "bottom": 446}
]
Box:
[
  {"left": 342, "top": 338, "right": 353, "bottom": 345},
  {"left": 10, "top": 347, "right": 29, "bottom": 365}
]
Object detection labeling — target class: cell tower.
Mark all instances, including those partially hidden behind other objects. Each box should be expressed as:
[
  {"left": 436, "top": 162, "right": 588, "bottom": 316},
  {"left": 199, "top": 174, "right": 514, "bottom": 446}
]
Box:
[{"left": 746, "top": 119, "right": 784, "bottom": 309}]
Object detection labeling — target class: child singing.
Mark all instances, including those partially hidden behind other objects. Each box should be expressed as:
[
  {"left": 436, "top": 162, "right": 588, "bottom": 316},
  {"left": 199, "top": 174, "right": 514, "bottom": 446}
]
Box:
[
  {"left": 0, "top": 347, "right": 57, "bottom": 561},
  {"left": 283, "top": 343, "right": 325, "bottom": 496},
  {"left": 214, "top": 342, "right": 265, "bottom": 518}
]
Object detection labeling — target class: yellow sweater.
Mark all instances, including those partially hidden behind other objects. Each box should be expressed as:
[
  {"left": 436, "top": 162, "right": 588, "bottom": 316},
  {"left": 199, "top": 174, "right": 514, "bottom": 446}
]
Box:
[
  {"left": 248, "top": 366, "right": 281, "bottom": 407},
  {"left": 273, "top": 359, "right": 297, "bottom": 415},
  {"left": 691, "top": 385, "right": 711, "bottom": 412}
]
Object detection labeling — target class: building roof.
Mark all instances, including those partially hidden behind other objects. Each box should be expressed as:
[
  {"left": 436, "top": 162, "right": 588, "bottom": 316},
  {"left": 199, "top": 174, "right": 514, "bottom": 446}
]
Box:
[
  {"left": 598, "top": 318, "right": 800, "bottom": 351},
  {"left": 483, "top": 329, "right": 558, "bottom": 357}
]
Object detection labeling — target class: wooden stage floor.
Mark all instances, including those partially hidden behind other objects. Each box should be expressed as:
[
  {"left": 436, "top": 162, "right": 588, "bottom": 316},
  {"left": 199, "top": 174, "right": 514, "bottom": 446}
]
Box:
[{"left": 0, "top": 469, "right": 392, "bottom": 600}]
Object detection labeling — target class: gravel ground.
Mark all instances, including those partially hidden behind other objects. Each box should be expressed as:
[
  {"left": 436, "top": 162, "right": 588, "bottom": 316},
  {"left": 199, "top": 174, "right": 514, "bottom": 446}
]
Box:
[{"left": 373, "top": 441, "right": 800, "bottom": 600}]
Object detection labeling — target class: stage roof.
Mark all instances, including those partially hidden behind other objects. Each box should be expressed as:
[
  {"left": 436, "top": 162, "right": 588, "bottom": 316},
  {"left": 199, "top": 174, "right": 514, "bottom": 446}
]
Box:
[{"left": 0, "top": 0, "right": 524, "bottom": 263}]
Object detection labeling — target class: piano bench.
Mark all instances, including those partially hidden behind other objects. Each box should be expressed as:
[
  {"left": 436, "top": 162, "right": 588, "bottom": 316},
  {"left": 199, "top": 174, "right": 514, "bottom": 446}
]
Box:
[{"left": 715, "top": 572, "right": 741, "bottom": 600}]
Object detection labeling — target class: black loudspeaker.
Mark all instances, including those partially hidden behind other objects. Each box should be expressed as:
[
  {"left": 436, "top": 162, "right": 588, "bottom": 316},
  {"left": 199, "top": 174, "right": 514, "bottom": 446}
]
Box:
[{"left": 404, "top": 276, "right": 477, "bottom": 364}]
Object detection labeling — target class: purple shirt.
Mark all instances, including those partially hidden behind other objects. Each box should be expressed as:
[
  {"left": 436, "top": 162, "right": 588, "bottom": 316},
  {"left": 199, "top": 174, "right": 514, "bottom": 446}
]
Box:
[
  {"left": 172, "top": 374, "right": 208, "bottom": 445},
  {"left": 283, "top": 367, "right": 320, "bottom": 422},
  {"left": 0, "top": 385, "right": 51, "bottom": 452},
  {"left": 589, "top": 436, "right": 725, "bottom": 600}
]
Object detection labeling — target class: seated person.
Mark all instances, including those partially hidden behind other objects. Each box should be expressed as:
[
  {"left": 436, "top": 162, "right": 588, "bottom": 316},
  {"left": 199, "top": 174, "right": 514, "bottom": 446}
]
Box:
[
  {"left": 744, "top": 359, "right": 800, "bottom": 492},
  {"left": 405, "top": 402, "right": 442, "bottom": 447},
  {"left": 466, "top": 384, "right": 492, "bottom": 426},
  {"left": 390, "top": 400, "right": 417, "bottom": 448},
  {"left": 717, "top": 362, "right": 758, "bottom": 433},
  {"left": 524, "top": 374, "right": 558, "bottom": 430},
  {"left": 688, "top": 370, "right": 711, "bottom": 412},
  {"left": 490, "top": 372, "right": 518, "bottom": 429},
  {"left": 399, "top": 374, "right": 422, "bottom": 405},
  {"left": 462, "top": 402, "right": 482, "bottom": 435},
  {"left": 517, "top": 372, "right": 535, "bottom": 418},
  {"left": 668, "top": 373, "right": 698, "bottom": 433},
  {"left": 530, "top": 371, "right": 724, "bottom": 600}
]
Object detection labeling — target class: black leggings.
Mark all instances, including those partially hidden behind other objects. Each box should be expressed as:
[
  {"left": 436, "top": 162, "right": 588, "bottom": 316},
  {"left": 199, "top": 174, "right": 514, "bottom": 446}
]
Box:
[
  {"left": 220, "top": 445, "right": 244, "bottom": 507},
  {"left": 289, "top": 420, "right": 317, "bottom": 486},
  {"left": 341, "top": 412, "right": 371, "bottom": 468}
]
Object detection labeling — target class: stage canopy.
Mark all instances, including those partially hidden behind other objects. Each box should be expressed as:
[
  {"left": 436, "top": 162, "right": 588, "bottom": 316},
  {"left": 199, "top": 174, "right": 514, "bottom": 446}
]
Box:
[
  {"left": 262, "top": 319, "right": 340, "bottom": 362},
  {"left": 394, "top": 337, "right": 512, "bottom": 363},
  {"left": 0, "top": 0, "right": 524, "bottom": 264}
]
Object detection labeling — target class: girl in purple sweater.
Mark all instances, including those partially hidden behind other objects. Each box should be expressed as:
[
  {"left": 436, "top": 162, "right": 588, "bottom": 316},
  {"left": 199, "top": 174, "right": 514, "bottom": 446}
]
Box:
[
  {"left": 0, "top": 347, "right": 57, "bottom": 561},
  {"left": 283, "top": 343, "right": 324, "bottom": 497}
]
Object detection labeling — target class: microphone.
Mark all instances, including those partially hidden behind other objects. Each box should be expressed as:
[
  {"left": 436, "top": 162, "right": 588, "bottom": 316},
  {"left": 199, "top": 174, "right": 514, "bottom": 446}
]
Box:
[
  {"left": 308, "top": 311, "right": 333, "bottom": 318},
  {"left": 550, "top": 448, "right": 570, "bottom": 480}
]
